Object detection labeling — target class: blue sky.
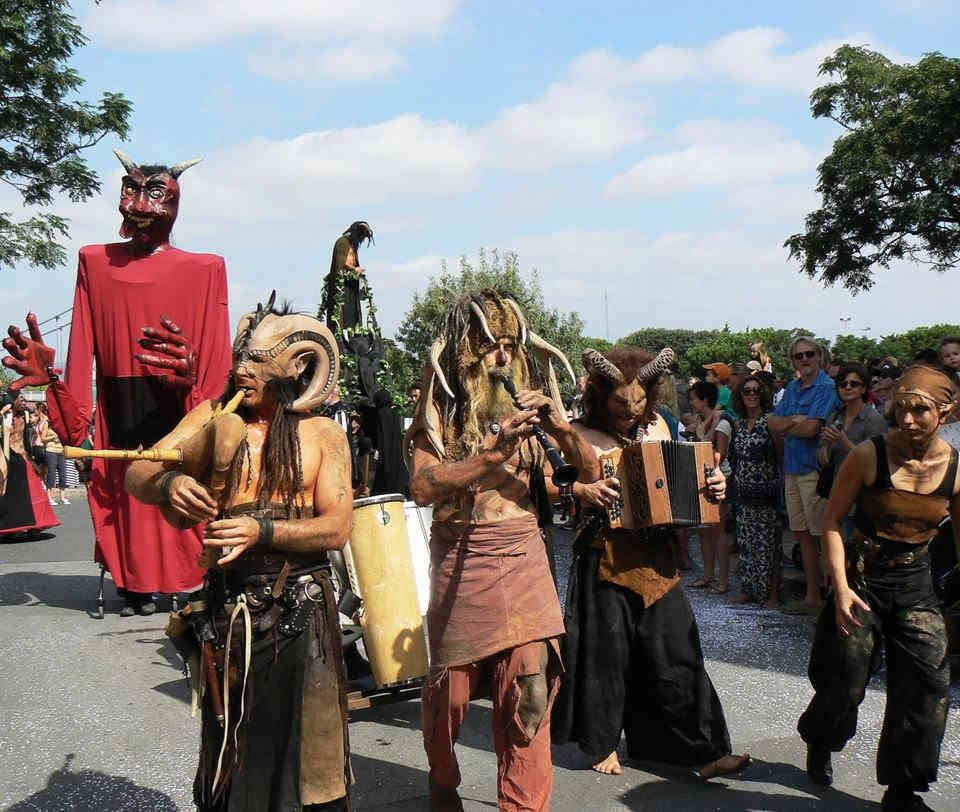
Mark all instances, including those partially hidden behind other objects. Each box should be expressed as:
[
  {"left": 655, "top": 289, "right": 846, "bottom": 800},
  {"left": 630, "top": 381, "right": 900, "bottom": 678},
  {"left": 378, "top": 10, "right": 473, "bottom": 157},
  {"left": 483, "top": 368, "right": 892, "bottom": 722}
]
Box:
[{"left": 2, "top": 0, "right": 958, "bottom": 358}]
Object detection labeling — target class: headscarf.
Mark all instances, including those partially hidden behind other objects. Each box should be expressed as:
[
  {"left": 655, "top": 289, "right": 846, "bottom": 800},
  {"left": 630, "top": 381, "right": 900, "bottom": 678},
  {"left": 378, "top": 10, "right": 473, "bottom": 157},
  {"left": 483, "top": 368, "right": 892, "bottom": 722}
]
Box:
[{"left": 893, "top": 364, "right": 958, "bottom": 407}]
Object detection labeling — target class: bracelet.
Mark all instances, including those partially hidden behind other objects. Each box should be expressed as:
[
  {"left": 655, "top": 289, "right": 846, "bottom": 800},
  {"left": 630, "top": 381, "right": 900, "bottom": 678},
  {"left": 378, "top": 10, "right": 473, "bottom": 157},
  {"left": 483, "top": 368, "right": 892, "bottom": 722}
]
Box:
[
  {"left": 255, "top": 514, "right": 274, "bottom": 547},
  {"left": 157, "top": 470, "right": 181, "bottom": 501}
]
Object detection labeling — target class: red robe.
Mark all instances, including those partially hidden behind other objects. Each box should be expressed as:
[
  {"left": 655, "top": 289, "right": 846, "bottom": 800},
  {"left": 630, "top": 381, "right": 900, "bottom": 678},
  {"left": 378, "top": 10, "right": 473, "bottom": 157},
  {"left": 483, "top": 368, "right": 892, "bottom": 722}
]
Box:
[{"left": 47, "top": 244, "right": 231, "bottom": 593}]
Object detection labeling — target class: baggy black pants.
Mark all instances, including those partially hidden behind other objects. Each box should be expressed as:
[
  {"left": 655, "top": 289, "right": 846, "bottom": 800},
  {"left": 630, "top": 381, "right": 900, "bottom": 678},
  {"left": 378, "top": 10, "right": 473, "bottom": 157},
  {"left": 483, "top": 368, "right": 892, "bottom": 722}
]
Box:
[
  {"left": 553, "top": 545, "right": 732, "bottom": 765},
  {"left": 797, "top": 563, "right": 949, "bottom": 791}
]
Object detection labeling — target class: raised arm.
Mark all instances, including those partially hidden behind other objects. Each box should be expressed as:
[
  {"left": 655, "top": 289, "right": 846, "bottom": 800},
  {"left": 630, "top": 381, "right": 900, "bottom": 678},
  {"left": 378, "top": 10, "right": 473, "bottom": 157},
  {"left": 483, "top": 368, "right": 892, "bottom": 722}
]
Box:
[{"left": 409, "top": 408, "right": 540, "bottom": 506}]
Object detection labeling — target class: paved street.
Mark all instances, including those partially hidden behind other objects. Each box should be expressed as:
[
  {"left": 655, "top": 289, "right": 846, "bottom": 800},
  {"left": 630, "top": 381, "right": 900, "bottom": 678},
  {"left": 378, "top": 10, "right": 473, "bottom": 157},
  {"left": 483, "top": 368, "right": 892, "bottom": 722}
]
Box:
[{"left": 1, "top": 495, "right": 958, "bottom": 811}]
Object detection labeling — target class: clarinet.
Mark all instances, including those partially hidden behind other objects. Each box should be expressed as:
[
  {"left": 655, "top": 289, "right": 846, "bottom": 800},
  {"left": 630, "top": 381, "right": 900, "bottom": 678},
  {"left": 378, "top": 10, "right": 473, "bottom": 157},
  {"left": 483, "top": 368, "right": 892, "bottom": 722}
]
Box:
[{"left": 495, "top": 375, "right": 579, "bottom": 487}]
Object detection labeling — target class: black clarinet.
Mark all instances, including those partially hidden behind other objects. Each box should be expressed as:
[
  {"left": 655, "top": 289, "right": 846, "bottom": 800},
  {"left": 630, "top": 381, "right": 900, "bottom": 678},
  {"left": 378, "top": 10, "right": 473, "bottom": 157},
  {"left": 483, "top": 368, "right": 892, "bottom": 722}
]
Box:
[{"left": 496, "top": 375, "right": 579, "bottom": 487}]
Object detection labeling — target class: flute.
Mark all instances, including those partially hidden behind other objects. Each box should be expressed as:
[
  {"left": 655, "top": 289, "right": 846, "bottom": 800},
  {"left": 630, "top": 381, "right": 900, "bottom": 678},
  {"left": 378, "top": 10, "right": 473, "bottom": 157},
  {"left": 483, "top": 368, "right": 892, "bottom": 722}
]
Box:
[
  {"left": 495, "top": 374, "right": 579, "bottom": 487},
  {"left": 50, "top": 390, "right": 246, "bottom": 464}
]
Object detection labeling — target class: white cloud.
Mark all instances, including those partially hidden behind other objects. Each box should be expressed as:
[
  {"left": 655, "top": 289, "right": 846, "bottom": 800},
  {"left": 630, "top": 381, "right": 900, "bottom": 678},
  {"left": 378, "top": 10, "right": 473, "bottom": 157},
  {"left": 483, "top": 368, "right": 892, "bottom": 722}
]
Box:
[
  {"left": 85, "top": 0, "right": 458, "bottom": 83},
  {"left": 85, "top": 0, "right": 459, "bottom": 50},
  {"left": 180, "top": 115, "right": 480, "bottom": 224},
  {"left": 605, "top": 119, "right": 822, "bottom": 198},
  {"left": 486, "top": 227, "right": 958, "bottom": 341},
  {"left": 571, "top": 28, "right": 902, "bottom": 94},
  {"left": 480, "top": 81, "right": 651, "bottom": 169},
  {"left": 249, "top": 43, "right": 407, "bottom": 83},
  {"left": 388, "top": 254, "right": 445, "bottom": 276}
]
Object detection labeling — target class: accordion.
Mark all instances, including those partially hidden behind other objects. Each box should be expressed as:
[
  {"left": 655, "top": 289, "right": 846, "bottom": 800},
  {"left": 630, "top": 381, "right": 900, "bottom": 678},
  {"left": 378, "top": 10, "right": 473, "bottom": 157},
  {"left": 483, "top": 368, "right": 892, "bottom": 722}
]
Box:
[{"left": 600, "top": 440, "right": 721, "bottom": 529}]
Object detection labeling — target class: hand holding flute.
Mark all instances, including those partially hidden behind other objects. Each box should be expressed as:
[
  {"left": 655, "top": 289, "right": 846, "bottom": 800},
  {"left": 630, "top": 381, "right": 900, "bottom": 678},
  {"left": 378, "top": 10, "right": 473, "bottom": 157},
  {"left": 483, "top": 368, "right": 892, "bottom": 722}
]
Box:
[{"left": 492, "top": 373, "right": 579, "bottom": 486}]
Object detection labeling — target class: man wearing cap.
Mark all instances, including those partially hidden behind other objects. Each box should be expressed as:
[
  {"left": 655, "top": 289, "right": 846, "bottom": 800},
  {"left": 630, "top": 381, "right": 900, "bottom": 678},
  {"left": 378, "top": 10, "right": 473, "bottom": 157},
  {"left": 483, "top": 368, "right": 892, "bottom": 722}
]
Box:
[
  {"left": 703, "top": 363, "right": 733, "bottom": 412},
  {"left": 767, "top": 337, "right": 840, "bottom": 613}
]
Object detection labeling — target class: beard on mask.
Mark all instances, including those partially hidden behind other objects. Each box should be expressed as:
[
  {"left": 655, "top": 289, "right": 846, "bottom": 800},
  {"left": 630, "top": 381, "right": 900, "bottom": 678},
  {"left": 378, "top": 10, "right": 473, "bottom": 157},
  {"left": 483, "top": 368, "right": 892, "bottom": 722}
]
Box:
[{"left": 454, "top": 354, "right": 529, "bottom": 457}]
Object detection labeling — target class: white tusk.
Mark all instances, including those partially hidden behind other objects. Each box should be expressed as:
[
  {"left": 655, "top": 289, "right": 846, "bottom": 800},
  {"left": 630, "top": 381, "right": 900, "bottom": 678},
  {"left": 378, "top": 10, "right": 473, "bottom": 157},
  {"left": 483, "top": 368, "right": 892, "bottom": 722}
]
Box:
[
  {"left": 528, "top": 331, "right": 576, "bottom": 386},
  {"left": 470, "top": 302, "right": 496, "bottom": 344},
  {"left": 429, "top": 338, "right": 455, "bottom": 399}
]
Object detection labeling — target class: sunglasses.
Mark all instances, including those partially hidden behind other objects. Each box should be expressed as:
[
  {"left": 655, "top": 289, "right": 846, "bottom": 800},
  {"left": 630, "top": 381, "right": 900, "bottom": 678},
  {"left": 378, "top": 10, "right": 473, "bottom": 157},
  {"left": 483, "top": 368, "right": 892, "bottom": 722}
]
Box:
[
  {"left": 793, "top": 350, "right": 817, "bottom": 360},
  {"left": 838, "top": 379, "right": 864, "bottom": 389},
  {"left": 741, "top": 387, "right": 762, "bottom": 395}
]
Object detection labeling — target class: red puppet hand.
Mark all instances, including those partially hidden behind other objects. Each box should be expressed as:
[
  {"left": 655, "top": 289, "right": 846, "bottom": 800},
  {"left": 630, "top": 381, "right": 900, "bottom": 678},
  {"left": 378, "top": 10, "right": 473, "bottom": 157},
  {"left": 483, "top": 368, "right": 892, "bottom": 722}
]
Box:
[
  {"left": 2, "top": 313, "right": 61, "bottom": 390},
  {"left": 135, "top": 315, "right": 198, "bottom": 389}
]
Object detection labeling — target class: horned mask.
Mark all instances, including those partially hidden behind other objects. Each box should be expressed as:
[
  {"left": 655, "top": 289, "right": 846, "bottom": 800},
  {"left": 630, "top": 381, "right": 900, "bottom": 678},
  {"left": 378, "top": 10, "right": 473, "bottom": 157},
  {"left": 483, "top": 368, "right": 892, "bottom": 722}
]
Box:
[
  {"left": 427, "top": 290, "right": 575, "bottom": 411},
  {"left": 114, "top": 148, "right": 201, "bottom": 251},
  {"left": 581, "top": 347, "right": 675, "bottom": 386},
  {"left": 233, "top": 291, "right": 340, "bottom": 413}
]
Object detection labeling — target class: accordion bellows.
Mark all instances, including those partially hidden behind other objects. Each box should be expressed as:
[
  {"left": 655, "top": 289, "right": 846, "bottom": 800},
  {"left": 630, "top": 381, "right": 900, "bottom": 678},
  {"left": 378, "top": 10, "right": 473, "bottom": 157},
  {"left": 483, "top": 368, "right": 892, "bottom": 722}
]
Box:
[{"left": 601, "top": 441, "right": 721, "bottom": 529}]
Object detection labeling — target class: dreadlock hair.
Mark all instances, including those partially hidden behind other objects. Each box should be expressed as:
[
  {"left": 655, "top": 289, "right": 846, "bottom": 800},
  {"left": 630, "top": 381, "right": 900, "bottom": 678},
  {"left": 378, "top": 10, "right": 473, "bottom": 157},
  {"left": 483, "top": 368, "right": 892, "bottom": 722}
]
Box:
[
  {"left": 343, "top": 220, "right": 374, "bottom": 250},
  {"left": 580, "top": 346, "right": 664, "bottom": 434}
]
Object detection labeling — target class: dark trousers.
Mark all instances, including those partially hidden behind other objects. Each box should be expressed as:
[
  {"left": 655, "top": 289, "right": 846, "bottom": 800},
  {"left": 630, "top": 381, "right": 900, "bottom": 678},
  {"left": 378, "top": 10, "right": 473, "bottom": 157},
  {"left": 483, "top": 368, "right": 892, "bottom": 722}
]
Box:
[
  {"left": 797, "top": 564, "right": 949, "bottom": 791},
  {"left": 44, "top": 450, "right": 68, "bottom": 489},
  {"left": 553, "top": 545, "right": 732, "bottom": 765}
]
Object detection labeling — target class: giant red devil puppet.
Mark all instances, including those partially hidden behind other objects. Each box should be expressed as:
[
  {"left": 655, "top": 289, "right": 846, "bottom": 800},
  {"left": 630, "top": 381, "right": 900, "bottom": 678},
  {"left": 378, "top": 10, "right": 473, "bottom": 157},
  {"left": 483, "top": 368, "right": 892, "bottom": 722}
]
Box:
[{"left": 3, "top": 149, "right": 231, "bottom": 613}]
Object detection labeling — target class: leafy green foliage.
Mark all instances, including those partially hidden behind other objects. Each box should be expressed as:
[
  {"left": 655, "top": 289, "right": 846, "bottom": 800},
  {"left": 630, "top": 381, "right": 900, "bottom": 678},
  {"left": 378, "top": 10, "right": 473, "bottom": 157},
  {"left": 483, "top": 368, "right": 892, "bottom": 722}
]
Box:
[
  {"left": 379, "top": 340, "right": 422, "bottom": 416},
  {"left": 786, "top": 46, "right": 960, "bottom": 292},
  {"left": 620, "top": 327, "right": 824, "bottom": 379},
  {"left": 395, "top": 249, "right": 586, "bottom": 396},
  {"left": 0, "top": 1, "right": 132, "bottom": 269}
]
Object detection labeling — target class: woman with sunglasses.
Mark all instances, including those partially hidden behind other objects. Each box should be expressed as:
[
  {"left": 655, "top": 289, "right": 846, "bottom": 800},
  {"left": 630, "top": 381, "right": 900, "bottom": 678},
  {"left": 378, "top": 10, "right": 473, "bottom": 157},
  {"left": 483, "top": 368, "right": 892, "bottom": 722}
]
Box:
[
  {"left": 817, "top": 364, "right": 888, "bottom": 524},
  {"left": 728, "top": 376, "right": 783, "bottom": 607},
  {"left": 798, "top": 365, "right": 959, "bottom": 812}
]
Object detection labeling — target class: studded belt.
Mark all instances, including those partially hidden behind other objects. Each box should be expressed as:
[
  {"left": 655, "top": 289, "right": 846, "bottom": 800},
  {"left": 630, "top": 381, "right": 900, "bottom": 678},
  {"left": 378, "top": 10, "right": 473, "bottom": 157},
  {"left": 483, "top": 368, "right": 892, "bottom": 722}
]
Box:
[{"left": 854, "top": 539, "right": 930, "bottom": 573}]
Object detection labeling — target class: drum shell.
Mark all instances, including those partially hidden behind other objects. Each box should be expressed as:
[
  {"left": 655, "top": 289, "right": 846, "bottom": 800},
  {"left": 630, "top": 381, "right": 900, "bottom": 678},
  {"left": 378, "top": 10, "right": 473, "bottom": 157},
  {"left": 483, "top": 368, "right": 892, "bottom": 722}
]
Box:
[
  {"left": 403, "top": 501, "right": 432, "bottom": 616},
  {"left": 346, "top": 495, "right": 428, "bottom": 686}
]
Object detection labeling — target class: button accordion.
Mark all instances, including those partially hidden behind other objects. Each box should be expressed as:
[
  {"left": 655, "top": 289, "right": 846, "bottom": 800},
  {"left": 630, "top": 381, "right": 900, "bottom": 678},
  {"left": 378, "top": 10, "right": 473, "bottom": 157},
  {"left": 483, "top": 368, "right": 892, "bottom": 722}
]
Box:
[{"left": 600, "top": 440, "right": 721, "bottom": 529}]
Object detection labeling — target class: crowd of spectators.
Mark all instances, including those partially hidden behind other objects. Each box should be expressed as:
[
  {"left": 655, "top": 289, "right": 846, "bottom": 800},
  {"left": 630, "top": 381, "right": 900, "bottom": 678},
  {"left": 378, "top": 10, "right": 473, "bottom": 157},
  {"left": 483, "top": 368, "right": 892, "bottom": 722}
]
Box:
[{"left": 644, "top": 335, "right": 960, "bottom": 613}]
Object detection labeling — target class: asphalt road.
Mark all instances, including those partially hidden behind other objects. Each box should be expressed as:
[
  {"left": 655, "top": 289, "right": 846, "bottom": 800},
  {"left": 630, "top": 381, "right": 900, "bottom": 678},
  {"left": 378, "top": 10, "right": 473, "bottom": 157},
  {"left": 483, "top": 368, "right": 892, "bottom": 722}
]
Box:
[{"left": 1, "top": 494, "right": 958, "bottom": 811}]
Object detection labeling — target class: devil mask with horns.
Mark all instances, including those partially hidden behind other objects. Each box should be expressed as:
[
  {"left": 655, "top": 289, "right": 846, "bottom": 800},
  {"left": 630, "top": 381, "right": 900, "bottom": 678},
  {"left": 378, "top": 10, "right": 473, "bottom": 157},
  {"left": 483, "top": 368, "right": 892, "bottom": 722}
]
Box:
[
  {"left": 114, "top": 148, "right": 200, "bottom": 254},
  {"left": 408, "top": 289, "right": 575, "bottom": 463},
  {"left": 580, "top": 346, "right": 675, "bottom": 439}
]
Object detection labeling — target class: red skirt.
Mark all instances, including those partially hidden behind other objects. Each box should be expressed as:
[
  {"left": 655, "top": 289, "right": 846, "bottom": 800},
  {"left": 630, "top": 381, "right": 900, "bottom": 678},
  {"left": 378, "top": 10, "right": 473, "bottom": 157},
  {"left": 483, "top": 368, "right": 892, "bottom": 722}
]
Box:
[{"left": 0, "top": 451, "right": 60, "bottom": 534}]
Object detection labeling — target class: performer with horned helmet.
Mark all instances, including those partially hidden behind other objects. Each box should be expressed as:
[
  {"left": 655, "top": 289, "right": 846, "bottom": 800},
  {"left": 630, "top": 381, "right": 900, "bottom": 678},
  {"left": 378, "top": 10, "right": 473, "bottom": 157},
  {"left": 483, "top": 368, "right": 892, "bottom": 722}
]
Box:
[
  {"left": 552, "top": 346, "right": 750, "bottom": 779},
  {"left": 407, "top": 289, "right": 600, "bottom": 811},
  {"left": 2, "top": 148, "right": 231, "bottom": 616},
  {"left": 126, "top": 292, "right": 353, "bottom": 811}
]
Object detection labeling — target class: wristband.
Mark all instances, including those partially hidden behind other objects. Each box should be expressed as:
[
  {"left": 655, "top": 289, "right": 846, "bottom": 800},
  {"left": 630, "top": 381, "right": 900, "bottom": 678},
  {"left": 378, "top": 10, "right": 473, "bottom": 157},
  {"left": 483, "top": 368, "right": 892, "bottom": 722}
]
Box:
[
  {"left": 157, "top": 470, "right": 181, "bottom": 502},
  {"left": 255, "top": 513, "right": 274, "bottom": 547}
]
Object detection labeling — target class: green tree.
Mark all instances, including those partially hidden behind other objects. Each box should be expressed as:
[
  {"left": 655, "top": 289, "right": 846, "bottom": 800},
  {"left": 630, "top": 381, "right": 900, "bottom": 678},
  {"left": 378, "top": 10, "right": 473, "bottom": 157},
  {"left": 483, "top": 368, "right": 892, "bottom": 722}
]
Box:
[
  {"left": 830, "top": 334, "right": 880, "bottom": 364},
  {"left": 0, "top": 1, "right": 132, "bottom": 270},
  {"left": 875, "top": 324, "right": 960, "bottom": 364},
  {"left": 395, "top": 249, "right": 586, "bottom": 396},
  {"left": 785, "top": 46, "right": 960, "bottom": 292}
]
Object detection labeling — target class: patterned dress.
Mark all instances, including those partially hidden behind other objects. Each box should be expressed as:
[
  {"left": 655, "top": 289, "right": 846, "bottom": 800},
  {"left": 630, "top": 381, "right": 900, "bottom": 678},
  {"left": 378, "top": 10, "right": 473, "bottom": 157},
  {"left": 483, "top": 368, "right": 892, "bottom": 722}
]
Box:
[{"left": 731, "top": 415, "right": 782, "bottom": 602}]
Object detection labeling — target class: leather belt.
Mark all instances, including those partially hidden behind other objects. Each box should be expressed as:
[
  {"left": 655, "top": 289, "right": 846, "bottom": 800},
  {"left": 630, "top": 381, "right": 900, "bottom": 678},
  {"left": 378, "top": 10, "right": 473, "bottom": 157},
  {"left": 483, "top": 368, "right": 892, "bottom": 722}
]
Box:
[{"left": 855, "top": 539, "right": 930, "bottom": 573}]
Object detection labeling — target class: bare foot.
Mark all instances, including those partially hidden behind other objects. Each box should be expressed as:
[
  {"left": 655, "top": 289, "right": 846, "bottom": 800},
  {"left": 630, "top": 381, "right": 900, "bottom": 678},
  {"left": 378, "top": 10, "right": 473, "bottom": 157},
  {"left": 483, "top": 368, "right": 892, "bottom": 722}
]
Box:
[
  {"left": 592, "top": 751, "right": 623, "bottom": 775},
  {"left": 764, "top": 597, "right": 780, "bottom": 610},
  {"left": 729, "top": 593, "right": 751, "bottom": 605},
  {"left": 698, "top": 753, "right": 751, "bottom": 779}
]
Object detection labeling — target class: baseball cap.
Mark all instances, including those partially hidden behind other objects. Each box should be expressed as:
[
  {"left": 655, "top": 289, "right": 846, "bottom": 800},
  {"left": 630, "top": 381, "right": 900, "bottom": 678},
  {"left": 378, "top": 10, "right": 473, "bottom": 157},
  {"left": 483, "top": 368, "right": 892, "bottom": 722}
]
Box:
[{"left": 702, "top": 362, "right": 731, "bottom": 383}]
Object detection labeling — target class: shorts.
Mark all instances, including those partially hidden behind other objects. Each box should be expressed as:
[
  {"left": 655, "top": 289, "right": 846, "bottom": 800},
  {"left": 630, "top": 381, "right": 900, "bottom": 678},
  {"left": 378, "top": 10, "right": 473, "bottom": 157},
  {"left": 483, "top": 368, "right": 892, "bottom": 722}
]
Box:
[{"left": 784, "top": 471, "right": 826, "bottom": 536}]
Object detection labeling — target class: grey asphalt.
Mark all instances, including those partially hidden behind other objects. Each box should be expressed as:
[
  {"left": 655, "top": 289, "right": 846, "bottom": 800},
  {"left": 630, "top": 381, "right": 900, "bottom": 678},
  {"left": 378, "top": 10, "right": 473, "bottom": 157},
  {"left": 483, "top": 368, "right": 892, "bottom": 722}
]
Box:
[{"left": 1, "top": 494, "right": 958, "bottom": 811}]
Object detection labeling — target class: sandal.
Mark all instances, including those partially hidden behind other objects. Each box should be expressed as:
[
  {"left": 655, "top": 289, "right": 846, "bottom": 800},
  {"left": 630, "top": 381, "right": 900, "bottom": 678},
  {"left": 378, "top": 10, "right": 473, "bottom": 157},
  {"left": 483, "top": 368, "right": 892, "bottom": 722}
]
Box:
[
  {"left": 711, "top": 583, "right": 729, "bottom": 594},
  {"left": 691, "top": 578, "right": 713, "bottom": 588}
]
